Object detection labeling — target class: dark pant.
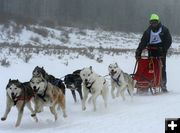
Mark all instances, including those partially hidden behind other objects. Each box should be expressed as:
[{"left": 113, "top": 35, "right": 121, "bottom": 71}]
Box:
[{"left": 161, "top": 57, "right": 167, "bottom": 89}]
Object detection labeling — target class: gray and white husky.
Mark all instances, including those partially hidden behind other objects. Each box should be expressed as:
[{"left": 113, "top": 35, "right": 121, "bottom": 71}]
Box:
[
  {"left": 1, "top": 79, "right": 38, "bottom": 127},
  {"left": 108, "top": 63, "right": 136, "bottom": 101},
  {"left": 30, "top": 75, "right": 67, "bottom": 121}
]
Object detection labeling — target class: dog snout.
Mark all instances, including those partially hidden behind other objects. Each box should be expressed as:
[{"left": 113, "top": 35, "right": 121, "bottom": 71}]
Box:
[
  {"left": 85, "top": 79, "right": 88, "bottom": 82},
  {"left": 33, "top": 86, "right": 37, "bottom": 91},
  {"left": 110, "top": 69, "right": 117, "bottom": 76},
  {"left": 11, "top": 92, "right": 14, "bottom": 96},
  {"left": 11, "top": 92, "right": 16, "bottom": 99},
  {"left": 111, "top": 69, "right": 114, "bottom": 72}
]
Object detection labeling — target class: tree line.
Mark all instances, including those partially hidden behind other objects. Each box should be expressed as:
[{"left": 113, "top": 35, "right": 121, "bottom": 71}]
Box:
[{"left": 0, "top": 0, "right": 180, "bottom": 35}]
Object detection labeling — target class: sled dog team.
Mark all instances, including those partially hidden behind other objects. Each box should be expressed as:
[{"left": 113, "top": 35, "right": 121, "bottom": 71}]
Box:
[{"left": 1, "top": 63, "right": 136, "bottom": 127}]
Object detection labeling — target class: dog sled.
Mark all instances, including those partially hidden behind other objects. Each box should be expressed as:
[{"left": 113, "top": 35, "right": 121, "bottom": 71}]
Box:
[{"left": 132, "top": 55, "right": 163, "bottom": 95}]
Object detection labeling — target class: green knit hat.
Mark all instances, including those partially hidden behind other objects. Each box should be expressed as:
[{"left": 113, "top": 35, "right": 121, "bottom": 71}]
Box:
[{"left": 150, "top": 14, "right": 160, "bottom": 22}]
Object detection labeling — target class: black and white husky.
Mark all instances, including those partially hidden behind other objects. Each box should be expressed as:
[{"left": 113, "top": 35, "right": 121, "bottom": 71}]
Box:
[
  {"left": 64, "top": 70, "right": 83, "bottom": 103},
  {"left": 32, "top": 66, "right": 66, "bottom": 94},
  {"left": 1, "top": 79, "right": 38, "bottom": 127}
]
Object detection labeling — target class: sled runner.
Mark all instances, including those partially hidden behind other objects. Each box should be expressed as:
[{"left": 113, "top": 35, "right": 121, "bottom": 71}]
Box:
[{"left": 132, "top": 56, "right": 163, "bottom": 95}]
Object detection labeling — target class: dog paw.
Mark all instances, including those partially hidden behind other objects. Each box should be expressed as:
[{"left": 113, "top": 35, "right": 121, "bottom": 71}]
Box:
[
  {"left": 54, "top": 115, "right": 58, "bottom": 121},
  {"left": 15, "top": 123, "right": 20, "bottom": 127},
  {"left": 35, "top": 117, "right": 38, "bottom": 122},
  {"left": 1, "top": 117, "right": 6, "bottom": 121},
  {"left": 63, "top": 114, "right": 67, "bottom": 118},
  {"left": 82, "top": 107, "right": 86, "bottom": 111}
]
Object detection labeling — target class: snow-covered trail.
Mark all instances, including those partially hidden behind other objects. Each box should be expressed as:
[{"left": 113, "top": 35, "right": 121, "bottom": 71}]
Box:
[{"left": 0, "top": 54, "right": 180, "bottom": 133}]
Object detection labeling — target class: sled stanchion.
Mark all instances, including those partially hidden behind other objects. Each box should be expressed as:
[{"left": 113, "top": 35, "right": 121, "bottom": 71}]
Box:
[{"left": 132, "top": 59, "right": 138, "bottom": 76}]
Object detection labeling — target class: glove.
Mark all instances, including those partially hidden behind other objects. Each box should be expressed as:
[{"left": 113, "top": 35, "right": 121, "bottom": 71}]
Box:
[{"left": 135, "top": 56, "right": 140, "bottom": 60}]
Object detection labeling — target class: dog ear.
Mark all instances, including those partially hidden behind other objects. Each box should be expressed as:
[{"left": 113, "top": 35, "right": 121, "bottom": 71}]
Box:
[
  {"left": 16, "top": 79, "right": 20, "bottom": 84},
  {"left": 9, "top": 79, "right": 11, "bottom": 82},
  {"left": 115, "top": 62, "right": 118, "bottom": 67},
  {"left": 89, "top": 66, "right": 92, "bottom": 70},
  {"left": 89, "top": 66, "right": 93, "bottom": 73}
]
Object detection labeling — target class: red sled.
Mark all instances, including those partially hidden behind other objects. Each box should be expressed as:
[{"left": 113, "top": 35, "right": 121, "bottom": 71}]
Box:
[{"left": 132, "top": 57, "right": 163, "bottom": 95}]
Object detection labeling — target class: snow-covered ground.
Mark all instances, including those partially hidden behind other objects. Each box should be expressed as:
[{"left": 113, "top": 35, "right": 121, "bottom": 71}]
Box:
[
  {"left": 1, "top": 22, "right": 180, "bottom": 49},
  {"left": 0, "top": 53, "right": 180, "bottom": 133},
  {"left": 0, "top": 23, "right": 180, "bottom": 133}
]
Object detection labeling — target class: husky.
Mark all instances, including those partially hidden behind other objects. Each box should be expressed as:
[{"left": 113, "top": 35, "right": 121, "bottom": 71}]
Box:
[
  {"left": 1, "top": 79, "right": 38, "bottom": 127},
  {"left": 108, "top": 63, "right": 136, "bottom": 101},
  {"left": 32, "top": 66, "right": 65, "bottom": 95},
  {"left": 30, "top": 75, "right": 67, "bottom": 121},
  {"left": 80, "top": 66, "right": 108, "bottom": 111},
  {"left": 64, "top": 69, "right": 83, "bottom": 103}
]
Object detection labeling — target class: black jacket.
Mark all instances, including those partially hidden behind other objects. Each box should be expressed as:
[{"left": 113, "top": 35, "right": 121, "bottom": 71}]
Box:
[{"left": 136, "top": 24, "right": 172, "bottom": 57}]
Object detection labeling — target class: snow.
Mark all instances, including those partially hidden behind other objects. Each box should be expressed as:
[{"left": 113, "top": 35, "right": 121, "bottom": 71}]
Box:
[
  {"left": 0, "top": 53, "right": 180, "bottom": 133},
  {"left": 0, "top": 23, "right": 180, "bottom": 132},
  {"left": 1, "top": 23, "right": 180, "bottom": 49}
]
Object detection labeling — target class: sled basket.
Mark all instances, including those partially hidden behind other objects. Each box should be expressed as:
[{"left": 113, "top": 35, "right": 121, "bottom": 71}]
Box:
[{"left": 132, "top": 57, "right": 162, "bottom": 94}]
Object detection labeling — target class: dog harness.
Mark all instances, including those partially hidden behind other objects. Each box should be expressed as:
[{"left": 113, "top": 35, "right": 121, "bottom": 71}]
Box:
[
  {"left": 13, "top": 90, "right": 34, "bottom": 105},
  {"left": 111, "top": 74, "right": 121, "bottom": 86},
  {"left": 85, "top": 79, "right": 106, "bottom": 93},
  {"left": 85, "top": 81, "right": 95, "bottom": 93},
  {"left": 37, "top": 84, "right": 48, "bottom": 102}
]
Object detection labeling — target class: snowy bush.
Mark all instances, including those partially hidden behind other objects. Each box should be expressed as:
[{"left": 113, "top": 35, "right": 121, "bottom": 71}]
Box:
[
  {"left": 0, "top": 58, "right": 10, "bottom": 67},
  {"left": 23, "top": 54, "right": 32, "bottom": 63},
  {"left": 29, "top": 27, "right": 49, "bottom": 37},
  {"left": 61, "top": 30, "right": 69, "bottom": 44},
  {"left": 30, "top": 36, "right": 41, "bottom": 44}
]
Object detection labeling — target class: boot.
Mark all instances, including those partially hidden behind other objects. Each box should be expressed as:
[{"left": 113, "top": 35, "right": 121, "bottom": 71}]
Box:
[{"left": 162, "top": 86, "right": 168, "bottom": 93}]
